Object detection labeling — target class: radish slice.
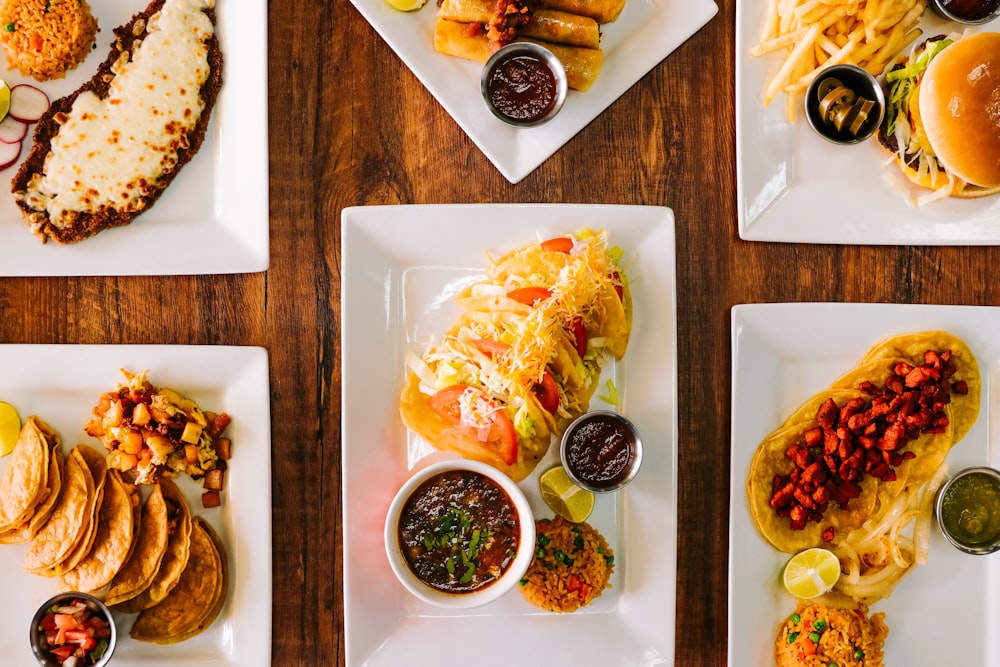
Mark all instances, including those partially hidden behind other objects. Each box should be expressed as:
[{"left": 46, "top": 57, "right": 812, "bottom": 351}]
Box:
[
  {"left": 0, "top": 140, "right": 20, "bottom": 170},
  {"left": 0, "top": 115, "right": 26, "bottom": 144},
  {"left": 8, "top": 84, "right": 49, "bottom": 123}
]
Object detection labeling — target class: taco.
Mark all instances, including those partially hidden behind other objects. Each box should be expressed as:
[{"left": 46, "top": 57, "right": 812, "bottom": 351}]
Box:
[
  {"left": 53, "top": 444, "right": 109, "bottom": 576},
  {"left": 106, "top": 483, "right": 169, "bottom": 606},
  {"left": 24, "top": 445, "right": 95, "bottom": 575},
  {"left": 130, "top": 516, "right": 228, "bottom": 644},
  {"left": 0, "top": 448, "right": 63, "bottom": 544},
  {"left": 400, "top": 230, "right": 632, "bottom": 481},
  {"left": 114, "top": 478, "right": 192, "bottom": 612},
  {"left": 747, "top": 331, "right": 980, "bottom": 554},
  {"left": 58, "top": 469, "right": 137, "bottom": 593},
  {"left": 0, "top": 416, "right": 57, "bottom": 532}
]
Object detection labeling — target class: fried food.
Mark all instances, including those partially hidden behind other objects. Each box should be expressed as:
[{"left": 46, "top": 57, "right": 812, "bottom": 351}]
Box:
[
  {"left": 11, "top": 0, "right": 224, "bottom": 244},
  {"left": 400, "top": 230, "right": 631, "bottom": 481},
  {"left": 58, "top": 469, "right": 138, "bottom": 593},
  {"left": 0, "top": 416, "right": 57, "bottom": 532},
  {"left": 54, "top": 444, "right": 108, "bottom": 575},
  {"left": 751, "top": 0, "right": 924, "bottom": 121},
  {"left": 746, "top": 331, "right": 980, "bottom": 554},
  {"left": 130, "top": 516, "right": 228, "bottom": 644},
  {"left": 114, "top": 478, "right": 193, "bottom": 613},
  {"left": 23, "top": 445, "right": 95, "bottom": 575},
  {"left": 0, "top": 448, "right": 63, "bottom": 544},
  {"left": 105, "top": 483, "right": 170, "bottom": 607}
]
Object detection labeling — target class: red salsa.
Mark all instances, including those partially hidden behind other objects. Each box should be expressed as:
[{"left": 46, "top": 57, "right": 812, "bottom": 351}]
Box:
[
  {"left": 36, "top": 598, "right": 113, "bottom": 665},
  {"left": 397, "top": 469, "right": 520, "bottom": 593},
  {"left": 565, "top": 413, "right": 637, "bottom": 490},
  {"left": 487, "top": 54, "right": 558, "bottom": 123}
]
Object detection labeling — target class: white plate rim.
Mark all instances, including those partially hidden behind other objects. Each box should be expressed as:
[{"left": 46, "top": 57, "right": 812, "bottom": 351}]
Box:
[
  {"left": 728, "top": 302, "right": 1000, "bottom": 666},
  {"left": 0, "top": 0, "right": 269, "bottom": 276},
  {"left": 340, "top": 203, "right": 679, "bottom": 667},
  {"left": 734, "top": 3, "right": 1000, "bottom": 245},
  {"left": 348, "top": 0, "right": 718, "bottom": 183},
  {"left": 0, "top": 343, "right": 272, "bottom": 666}
]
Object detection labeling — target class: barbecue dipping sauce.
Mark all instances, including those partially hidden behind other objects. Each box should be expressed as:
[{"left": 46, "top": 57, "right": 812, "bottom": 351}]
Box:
[
  {"left": 565, "top": 413, "right": 636, "bottom": 489},
  {"left": 487, "top": 53, "right": 558, "bottom": 123},
  {"left": 940, "top": 0, "right": 1000, "bottom": 20}
]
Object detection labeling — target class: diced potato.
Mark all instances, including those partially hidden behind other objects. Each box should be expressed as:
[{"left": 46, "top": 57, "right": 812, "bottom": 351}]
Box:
[
  {"left": 202, "top": 490, "right": 221, "bottom": 509},
  {"left": 103, "top": 400, "right": 124, "bottom": 428},
  {"left": 122, "top": 430, "right": 144, "bottom": 455},
  {"left": 145, "top": 434, "right": 173, "bottom": 460},
  {"left": 184, "top": 444, "right": 199, "bottom": 465},
  {"left": 132, "top": 402, "right": 152, "bottom": 426},
  {"left": 180, "top": 421, "right": 203, "bottom": 445}
]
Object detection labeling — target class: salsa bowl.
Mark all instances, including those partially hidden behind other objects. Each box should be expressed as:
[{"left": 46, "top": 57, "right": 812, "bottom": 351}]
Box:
[{"left": 384, "top": 459, "right": 535, "bottom": 608}]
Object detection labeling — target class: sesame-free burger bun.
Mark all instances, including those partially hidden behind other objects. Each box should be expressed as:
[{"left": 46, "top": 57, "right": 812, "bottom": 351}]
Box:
[{"left": 918, "top": 32, "right": 1000, "bottom": 189}]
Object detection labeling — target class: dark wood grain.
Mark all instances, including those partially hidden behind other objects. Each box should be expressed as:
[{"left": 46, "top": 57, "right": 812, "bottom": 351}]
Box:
[{"left": 3, "top": 0, "right": 1000, "bottom": 664}]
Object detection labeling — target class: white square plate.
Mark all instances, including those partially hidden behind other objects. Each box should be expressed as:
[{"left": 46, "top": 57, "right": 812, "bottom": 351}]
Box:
[
  {"left": 0, "top": 344, "right": 272, "bottom": 666},
  {"left": 729, "top": 303, "right": 1000, "bottom": 665},
  {"left": 735, "top": 6, "right": 1000, "bottom": 244},
  {"left": 341, "top": 204, "right": 678, "bottom": 666},
  {"left": 0, "top": 0, "right": 269, "bottom": 275},
  {"left": 348, "top": 0, "right": 717, "bottom": 183}
]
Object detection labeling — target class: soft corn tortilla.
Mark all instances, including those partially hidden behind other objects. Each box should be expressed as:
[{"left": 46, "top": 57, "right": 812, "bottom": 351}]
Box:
[
  {"left": 24, "top": 446, "right": 94, "bottom": 575},
  {"left": 0, "top": 448, "right": 63, "bottom": 544},
  {"left": 747, "top": 331, "right": 981, "bottom": 554},
  {"left": 53, "top": 444, "right": 108, "bottom": 576},
  {"left": 114, "top": 477, "right": 192, "bottom": 613},
  {"left": 106, "top": 483, "right": 169, "bottom": 606},
  {"left": 58, "top": 469, "right": 136, "bottom": 593},
  {"left": 130, "top": 516, "right": 227, "bottom": 644},
  {"left": 0, "top": 416, "right": 55, "bottom": 531}
]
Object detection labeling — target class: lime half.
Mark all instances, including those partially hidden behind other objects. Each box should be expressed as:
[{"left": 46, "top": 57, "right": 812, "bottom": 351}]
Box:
[
  {"left": 0, "top": 81, "right": 9, "bottom": 121},
  {"left": 384, "top": 0, "right": 427, "bottom": 10},
  {"left": 782, "top": 547, "right": 841, "bottom": 599},
  {"left": 539, "top": 466, "right": 595, "bottom": 523},
  {"left": 0, "top": 401, "right": 21, "bottom": 457}
]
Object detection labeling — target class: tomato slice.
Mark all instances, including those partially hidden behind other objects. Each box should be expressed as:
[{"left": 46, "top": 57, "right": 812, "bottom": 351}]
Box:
[
  {"left": 507, "top": 287, "right": 552, "bottom": 306},
  {"left": 471, "top": 338, "right": 510, "bottom": 359},
  {"left": 427, "top": 385, "right": 518, "bottom": 465},
  {"left": 540, "top": 236, "right": 573, "bottom": 253},
  {"left": 567, "top": 317, "right": 587, "bottom": 358},
  {"left": 532, "top": 370, "right": 559, "bottom": 414}
]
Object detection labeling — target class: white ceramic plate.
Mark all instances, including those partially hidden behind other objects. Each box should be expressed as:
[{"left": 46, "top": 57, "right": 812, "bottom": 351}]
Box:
[
  {"left": 735, "top": 7, "right": 1000, "bottom": 244},
  {"left": 0, "top": 345, "right": 272, "bottom": 666},
  {"left": 341, "top": 204, "right": 678, "bottom": 666},
  {"left": 0, "top": 0, "right": 269, "bottom": 276},
  {"left": 729, "top": 303, "right": 1000, "bottom": 665},
  {"left": 348, "top": 0, "right": 717, "bottom": 183}
]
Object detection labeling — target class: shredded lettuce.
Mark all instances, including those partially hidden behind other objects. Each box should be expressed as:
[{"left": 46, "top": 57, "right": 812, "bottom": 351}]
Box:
[
  {"left": 598, "top": 379, "right": 619, "bottom": 406},
  {"left": 885, "top": 38, "right": 953, "bottom": 137}
]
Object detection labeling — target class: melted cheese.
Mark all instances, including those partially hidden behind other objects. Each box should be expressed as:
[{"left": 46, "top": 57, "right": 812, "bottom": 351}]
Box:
[{"left": 23, "top": 0, "right": 215, "bottom": 228}]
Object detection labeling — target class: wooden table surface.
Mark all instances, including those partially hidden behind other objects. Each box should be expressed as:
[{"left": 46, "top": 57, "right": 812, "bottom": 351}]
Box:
[{"left": 3, "top": 0, "right": 1000, "bottom": 664}]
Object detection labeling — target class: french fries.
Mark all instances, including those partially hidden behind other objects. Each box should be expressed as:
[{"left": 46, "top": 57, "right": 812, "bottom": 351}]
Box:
[{"left": 751, "top": 0, "right": 925, "bottom": 121}]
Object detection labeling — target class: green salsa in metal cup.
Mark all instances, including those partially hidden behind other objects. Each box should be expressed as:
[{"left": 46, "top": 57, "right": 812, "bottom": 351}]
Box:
[{"left": 936, "top": 467, "right": 1000, "bottom": 555}]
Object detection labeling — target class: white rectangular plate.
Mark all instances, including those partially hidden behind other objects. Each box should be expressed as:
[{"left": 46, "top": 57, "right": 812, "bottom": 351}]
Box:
[
  {"left": 729, "top": 303, "right": 1000, "bottom": 666},
  {"left": 0, "top": 0, "right": 269, "bottom": 275},
  {"left": 0, "top": 345, "right": 272, "bottom": 666},
  {"left": 341, "top": 204, "right": 678, "bottom": 666},
  {"left": 735, "top": 7, "right": 1000, "bottom": 244},
  {"left": 348, "top": 0, "right": 717, "bottom": 183}
]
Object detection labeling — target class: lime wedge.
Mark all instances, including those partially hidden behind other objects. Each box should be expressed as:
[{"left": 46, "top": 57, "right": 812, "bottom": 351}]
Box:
[
  {"left": 384, "top": 0, "right": 428, "bottom": 11},
  {"left": 539, "top": 466, "right": 595, "bottom": 523},
  {"left": 0, "top": 81, "right": 9, "bottom": 121},
  {"left": 782, "top": 547, "right": 841, "bottom": 599},
  {"left": 0, "top": 401, "right": 21, "bottom": 457}
]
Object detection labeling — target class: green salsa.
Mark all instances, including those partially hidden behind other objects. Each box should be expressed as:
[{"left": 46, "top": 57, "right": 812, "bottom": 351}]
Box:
[{"left": 940, "top": 472, "right": 1000, "bottom": 546}]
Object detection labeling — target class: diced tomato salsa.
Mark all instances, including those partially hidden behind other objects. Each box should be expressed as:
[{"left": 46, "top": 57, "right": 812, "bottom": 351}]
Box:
[{"left": 37, "top": 599, "right": 112, "bottom": 665}]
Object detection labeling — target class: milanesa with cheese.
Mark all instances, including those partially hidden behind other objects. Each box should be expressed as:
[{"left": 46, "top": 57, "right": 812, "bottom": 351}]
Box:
[{"left": 11, "top": 0, "right": 224, "bottom": 244}]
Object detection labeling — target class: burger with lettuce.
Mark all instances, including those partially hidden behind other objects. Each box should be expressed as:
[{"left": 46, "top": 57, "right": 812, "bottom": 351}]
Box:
[{"left": 877, "top": 31, "right": 1000, "bottom": 205}]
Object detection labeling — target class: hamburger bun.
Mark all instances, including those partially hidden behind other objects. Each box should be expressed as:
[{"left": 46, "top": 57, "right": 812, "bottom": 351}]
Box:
[{"left": 918, "top": 32, "right": 1000, "bottom": 189}]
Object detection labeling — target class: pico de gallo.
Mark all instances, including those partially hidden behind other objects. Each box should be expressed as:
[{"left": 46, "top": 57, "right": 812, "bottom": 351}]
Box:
[{"left": 35, "top": 597, "right": 113, "bottom": 666}]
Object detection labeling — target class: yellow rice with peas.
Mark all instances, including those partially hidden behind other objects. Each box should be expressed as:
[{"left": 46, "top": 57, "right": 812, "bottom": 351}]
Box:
[
  {"left": 775, "top": 601, "right": 888, "bottom": 667},
  {"left": 518, "top": 516, "right": 614, "bottom": 613},
  {"left": 0, "top": 0, "right": 98, "bottom": 81}
]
